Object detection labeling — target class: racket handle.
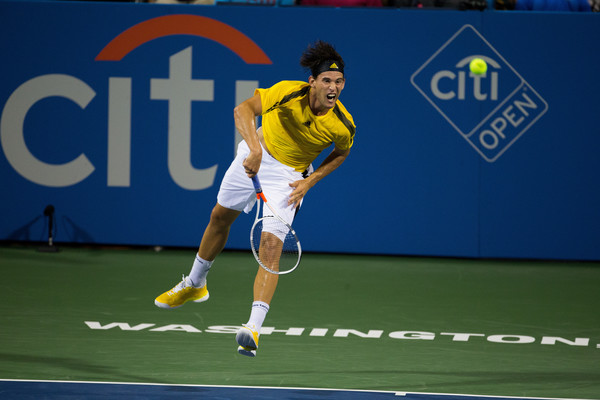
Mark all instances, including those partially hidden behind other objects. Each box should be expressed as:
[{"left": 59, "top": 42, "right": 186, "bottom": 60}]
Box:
[{"left": 251, "top": 175, "right": 262, "bottom": 194}]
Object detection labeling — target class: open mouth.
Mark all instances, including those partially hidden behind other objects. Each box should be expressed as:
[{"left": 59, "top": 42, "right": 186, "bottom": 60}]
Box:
[{"left": 327, "top": 93, "right": 336, "bottom": 101}]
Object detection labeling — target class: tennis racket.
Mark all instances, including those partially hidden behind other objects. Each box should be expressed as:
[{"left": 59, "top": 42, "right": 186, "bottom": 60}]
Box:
[{"left": 250, "top": 176, "right": 302, "bottom": 275}]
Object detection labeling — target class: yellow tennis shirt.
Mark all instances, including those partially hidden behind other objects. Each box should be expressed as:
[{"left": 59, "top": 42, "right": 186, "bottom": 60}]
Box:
[{"left": 255, "top": 80, "right": 356, "bottom": 172}]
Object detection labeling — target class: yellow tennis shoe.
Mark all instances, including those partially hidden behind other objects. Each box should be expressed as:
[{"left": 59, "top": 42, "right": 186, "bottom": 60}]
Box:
[
  {"left": 154, "top": 275, "right": 209, "bottom": 309},
  {"left": 236, "top": 324, "right": 259, "bottom": 357}
]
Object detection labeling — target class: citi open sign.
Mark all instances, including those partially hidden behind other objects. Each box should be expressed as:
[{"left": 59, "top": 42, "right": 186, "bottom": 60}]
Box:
[{"left": 411, "top": 25, "right": 548, "bottom": 162}]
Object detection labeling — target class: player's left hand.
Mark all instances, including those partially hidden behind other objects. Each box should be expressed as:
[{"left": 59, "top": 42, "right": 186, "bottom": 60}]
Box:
[{"left": 288, "top": 180, "right": 311, "bottom": 208}]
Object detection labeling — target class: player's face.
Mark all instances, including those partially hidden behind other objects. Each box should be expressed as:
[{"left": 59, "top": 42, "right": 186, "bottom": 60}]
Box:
[{"left": 309, "top": 71, "right": 345, "bottom": 113}]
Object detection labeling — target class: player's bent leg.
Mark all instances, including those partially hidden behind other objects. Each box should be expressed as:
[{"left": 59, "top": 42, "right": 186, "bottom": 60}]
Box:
[
  {"left": 154, "top": 204, "right": 240, "bottom": 310},
  {"left": 198, "top": 204, "right": 241, "bottom": 261},
  {"left": 154, "top": 275, "right": 209, "bottom": 309}
]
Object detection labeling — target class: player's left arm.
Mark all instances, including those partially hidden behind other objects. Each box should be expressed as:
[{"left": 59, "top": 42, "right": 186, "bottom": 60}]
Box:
[{"left": 288, "top": 146, "right": 350, "bottom": 208}]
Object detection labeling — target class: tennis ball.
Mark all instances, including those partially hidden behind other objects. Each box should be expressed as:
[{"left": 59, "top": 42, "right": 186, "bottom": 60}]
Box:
[{"left": 469, "top": 58, "right": 487, "bottom": 75}]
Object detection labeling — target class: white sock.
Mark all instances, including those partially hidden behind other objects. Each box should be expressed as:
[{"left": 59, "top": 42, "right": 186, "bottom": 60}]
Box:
[
  {"left": 188, "top": 255, "right": 213, "bottom": 288},
  {"left": 247, "top": 301, "right": 269, "bottom": 333}
]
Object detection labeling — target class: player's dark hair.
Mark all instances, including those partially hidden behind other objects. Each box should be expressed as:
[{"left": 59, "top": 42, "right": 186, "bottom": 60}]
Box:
[{"left": 300, "top": 40, "right": 345, "bottom": 78}]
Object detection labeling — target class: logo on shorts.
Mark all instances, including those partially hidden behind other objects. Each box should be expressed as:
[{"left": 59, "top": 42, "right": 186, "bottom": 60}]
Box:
[{"left": 410, "top": 25, "right": 548, "bottom": 162}]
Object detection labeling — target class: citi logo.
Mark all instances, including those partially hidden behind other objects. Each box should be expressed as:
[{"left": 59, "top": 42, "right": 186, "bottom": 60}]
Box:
[
  {"left": 1, "top": 15, "right": 271, "bottom": 189},
  {"left": 431, "top": 55, "right": 500, "bottom": 101},
  {"left": 411, "top": 25, "right": 548, "bottom": 162}
]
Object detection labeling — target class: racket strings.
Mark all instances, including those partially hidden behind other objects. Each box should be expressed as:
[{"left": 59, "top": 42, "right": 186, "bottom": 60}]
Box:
[{"left": 251, "top": 217, "right": 300, "bottom": 274}]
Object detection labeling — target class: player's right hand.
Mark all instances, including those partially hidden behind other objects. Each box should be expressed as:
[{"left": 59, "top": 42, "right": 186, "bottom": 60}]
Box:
[{"left": 243, "top": 151, "right": 262, "bottom": 178}]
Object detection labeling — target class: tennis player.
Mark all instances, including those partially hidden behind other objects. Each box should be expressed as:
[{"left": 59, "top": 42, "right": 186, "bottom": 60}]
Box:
[{"left": 154, "top": 40, "right": 356, "bottom": 357}]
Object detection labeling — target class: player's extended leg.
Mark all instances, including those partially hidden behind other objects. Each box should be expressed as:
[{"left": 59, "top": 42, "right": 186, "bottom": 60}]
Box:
[
  {"left": 254, "top": 232, "right": 283, "bottom": 302},
  {"left": 154, "top": 204, "right": 241, "bottom": 309},
  {"left": 236, "top": 232, "right": 283, "bottom": 357}
]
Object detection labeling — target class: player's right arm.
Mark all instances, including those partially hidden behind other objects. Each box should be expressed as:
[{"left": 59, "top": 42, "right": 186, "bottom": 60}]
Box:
[{"left": 234, "top": 93, "right": 263, "bottom": 177}]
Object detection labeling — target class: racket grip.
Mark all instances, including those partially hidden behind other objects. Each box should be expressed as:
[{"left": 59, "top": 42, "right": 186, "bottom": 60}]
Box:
[{"left": 251, "top": 175, "right": 262, "bottom": 193}]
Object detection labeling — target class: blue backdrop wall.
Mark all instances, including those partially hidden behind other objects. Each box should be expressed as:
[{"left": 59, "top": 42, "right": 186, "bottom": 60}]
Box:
[{"left": 1, "top": 0, "right": 598, "bottom": 260}]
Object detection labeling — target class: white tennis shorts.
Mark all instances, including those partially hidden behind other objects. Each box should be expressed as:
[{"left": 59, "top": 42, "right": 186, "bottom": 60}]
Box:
[{"left": 217, "top": 140, "right": 313, "bottom": 226}]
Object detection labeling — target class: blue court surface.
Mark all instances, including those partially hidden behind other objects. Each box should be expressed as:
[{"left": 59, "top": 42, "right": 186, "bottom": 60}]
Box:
[{"left": 0, "top": 380, "right": 589, "bottom": 400}]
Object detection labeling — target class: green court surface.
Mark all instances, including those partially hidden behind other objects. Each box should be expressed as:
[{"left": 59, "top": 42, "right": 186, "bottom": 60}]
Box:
[{"left": 0, "top": 245, "right": 599, "bottom": 399}]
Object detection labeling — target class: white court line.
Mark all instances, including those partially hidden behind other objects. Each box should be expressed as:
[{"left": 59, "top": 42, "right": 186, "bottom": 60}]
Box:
[
  {"left": 0, "top": 379, "right": 395, "bottom": 394},
  {"left": 0, "top": 378, "right": 594, "bottom": 400},
  {"left": 395, "top": 391, "right": 593, "bottom": 400}
]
